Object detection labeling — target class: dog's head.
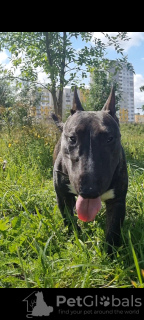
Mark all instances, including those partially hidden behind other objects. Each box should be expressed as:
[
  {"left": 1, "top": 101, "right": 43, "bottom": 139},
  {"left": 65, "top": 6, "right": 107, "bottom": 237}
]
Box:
[{"left": 52, "top": 87, "right": 122, "bottom": 222}]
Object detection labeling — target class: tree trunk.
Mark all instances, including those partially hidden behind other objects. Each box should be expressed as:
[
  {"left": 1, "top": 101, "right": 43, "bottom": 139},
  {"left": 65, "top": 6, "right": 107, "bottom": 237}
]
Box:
[
  {"left": 44, "top": 32, "right": 66, "bottom": 120},
  {"left": 57, "top": 90, "right": 63, "bottom": 119},
  {"left": 51, "top": 88, "right": 58, "bottom": 115},
  {"left": 57, "top": 32, "right": 67, "bottom": 120},
  {"left": 44, "top": 32, "right": 59, "bottom": 116}
]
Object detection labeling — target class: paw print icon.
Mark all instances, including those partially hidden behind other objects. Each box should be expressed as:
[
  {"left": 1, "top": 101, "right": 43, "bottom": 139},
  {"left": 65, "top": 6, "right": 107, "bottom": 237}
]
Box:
[{"left": 99, "top": 296, "right": 110, "bottom": 307}]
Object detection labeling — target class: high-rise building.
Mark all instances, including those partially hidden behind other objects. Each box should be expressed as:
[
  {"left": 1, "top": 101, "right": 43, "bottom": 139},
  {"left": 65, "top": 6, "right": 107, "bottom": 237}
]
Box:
[
  {"left": 34, "top": 87, "right": 88, "bottom": 120},
  {"left": 35, "top": 89, "right": 54, "bottom": 119},
  {"left": 62, "top": 87, "right": 75, "bottom": 119},
  {"left": 109, "top": 62, "right": 135, "bottom": 122}
]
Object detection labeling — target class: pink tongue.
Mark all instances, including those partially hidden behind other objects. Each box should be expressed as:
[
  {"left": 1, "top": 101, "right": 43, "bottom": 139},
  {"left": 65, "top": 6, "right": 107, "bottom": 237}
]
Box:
[{"left": 76, "top": 195, "right": 101, "bottom": 222}]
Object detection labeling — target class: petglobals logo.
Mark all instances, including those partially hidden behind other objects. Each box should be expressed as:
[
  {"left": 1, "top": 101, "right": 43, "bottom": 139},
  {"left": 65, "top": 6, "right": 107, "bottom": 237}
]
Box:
[
  {"left": 56, "top": 294, "right": 142, "bottom": 308},
  {"left": 22, "top": 291, "right": 143, "bottom": 318},
  {"left": 56, "top": 294, "right": 142, "bottom": 316}
]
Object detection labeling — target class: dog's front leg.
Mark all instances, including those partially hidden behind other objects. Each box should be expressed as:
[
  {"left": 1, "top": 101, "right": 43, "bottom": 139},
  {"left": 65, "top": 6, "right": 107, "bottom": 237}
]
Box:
[
  {"left": 56, "top": 190, "right": 75, "bottom": 223},
  {"left": 105, "top": 198, "right": 126, "bottom": 255},
  {"left": 55, "top": 188, "right": 80, "bottom": 233}
]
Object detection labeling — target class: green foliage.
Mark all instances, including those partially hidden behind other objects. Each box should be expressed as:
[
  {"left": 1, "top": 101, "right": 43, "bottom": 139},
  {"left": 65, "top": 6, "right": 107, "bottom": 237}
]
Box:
[
  {"left": 18, "top": 82, "right": 42, "bottom": 108},
  {"left": 0, "top": 78, "right": 16, "bottom": 108},
  {"left": 0, "top": 123, "right": 144, "bottom": 288},
  {"left": 0, "top": 81, "right": 42, "bottom": 130},
  {"left": 86, "top": 60, "right": 123, "bottom": 112},
  {"left": 140, "top": 85, "right": 144, "bottom": 92},
  {"left": 0, "top": 32, "right": 130, "bottom": 118},
  {"left": 120, "top": 123, "right": 144, "bottom": 167},
  {"left": 1, "top": 104, "right": 31, "bottom": 134}
]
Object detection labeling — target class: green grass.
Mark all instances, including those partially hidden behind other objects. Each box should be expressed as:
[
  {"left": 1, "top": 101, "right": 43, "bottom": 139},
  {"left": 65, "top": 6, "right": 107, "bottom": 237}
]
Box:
[{"left": 0, "top": 122, "right": 144, "bottom": 288}]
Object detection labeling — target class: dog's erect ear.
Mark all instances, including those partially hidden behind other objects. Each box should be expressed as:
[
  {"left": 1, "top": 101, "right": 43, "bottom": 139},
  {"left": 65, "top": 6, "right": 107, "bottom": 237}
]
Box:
[
  {"left": 103, "top": 87, "right": 119, "bottom": 125},
  {"left": 103, "top": 87, "right": 116, "bottom": 116},
  {"left": 71, "top": 86, "right": 84, "bottom": 115},
  {"left": 51, "top": 113, "right": 64, "bottom": 131}
]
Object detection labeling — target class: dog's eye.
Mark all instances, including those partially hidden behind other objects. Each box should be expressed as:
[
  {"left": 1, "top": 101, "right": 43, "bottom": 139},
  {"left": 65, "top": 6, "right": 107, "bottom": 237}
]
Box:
[
  {"left": 107, "top": 136, "right": 113, "bottom": 143},
  {"left": 69, "top": 136, "right": 76, "bottom": 143}
]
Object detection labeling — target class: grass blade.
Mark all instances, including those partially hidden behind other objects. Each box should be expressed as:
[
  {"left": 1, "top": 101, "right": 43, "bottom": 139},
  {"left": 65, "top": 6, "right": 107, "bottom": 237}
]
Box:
[
  {"left": 17, "top": 247, "right": 30, "bottom": 288},
  {"left": 128, "top": 230, "right": 143, "bottom": 286}
]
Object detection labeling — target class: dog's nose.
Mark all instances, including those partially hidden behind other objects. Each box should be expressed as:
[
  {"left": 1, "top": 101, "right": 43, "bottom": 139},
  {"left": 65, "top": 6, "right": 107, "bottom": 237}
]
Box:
[{"left": 79, "top": 187, "right": 100, "bottom": 199}]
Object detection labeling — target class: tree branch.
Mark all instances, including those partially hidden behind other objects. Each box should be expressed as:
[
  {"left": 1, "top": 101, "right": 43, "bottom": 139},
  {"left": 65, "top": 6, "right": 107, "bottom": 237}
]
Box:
[{"left": 1, "top": 75, "right": 52, "bottom": 92}]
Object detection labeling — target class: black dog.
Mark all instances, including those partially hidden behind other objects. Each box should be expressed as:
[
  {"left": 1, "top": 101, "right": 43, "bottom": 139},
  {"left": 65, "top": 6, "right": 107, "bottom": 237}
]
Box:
[{"left": 52, "top": 87, "right": 128, "bottom": 254}]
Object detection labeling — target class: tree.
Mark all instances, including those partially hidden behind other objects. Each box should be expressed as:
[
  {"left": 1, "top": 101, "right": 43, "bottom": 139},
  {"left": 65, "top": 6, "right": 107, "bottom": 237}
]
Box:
[
  {"left": 140, "top": 86, "right": 144, "bottom": 92},
  {"left": 86, "top": 61, "right": 122, "bottom": 112},
  {"left": 0, "top": 78, "right": 16, "bottom": 108},
  {"left": 0, "top": 78, "right": 42, "bottom": 128},
  {"left": 139, "top": 86, "right": 144, "bottom": 112},
  {"left": 18, "top": 82, "right": 41, "bottom": 110},
  {"left": 0, "top": 32, "right": 130, "bottom": 119}
]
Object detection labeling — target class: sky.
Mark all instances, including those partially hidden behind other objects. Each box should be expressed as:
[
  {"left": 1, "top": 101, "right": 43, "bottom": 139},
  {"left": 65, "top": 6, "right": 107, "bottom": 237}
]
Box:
[
  {"left": 0, "top": 32, "right": 144, "bottom": 114},
  {"left": 94, "top": 32, "right": 144, "bottom": 114}
]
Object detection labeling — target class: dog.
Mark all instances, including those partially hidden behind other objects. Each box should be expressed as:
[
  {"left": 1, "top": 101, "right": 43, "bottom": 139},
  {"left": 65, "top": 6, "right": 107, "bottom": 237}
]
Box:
[
  {"left": 32, "top": 292, "right": 53, "bottom": 317},
  {"left": 52, "top": 87, "right": 128, "bottom": 254}
]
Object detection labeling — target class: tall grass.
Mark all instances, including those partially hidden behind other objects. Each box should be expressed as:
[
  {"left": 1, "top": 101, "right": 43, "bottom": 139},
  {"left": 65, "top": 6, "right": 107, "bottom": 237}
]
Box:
[{"left": 0, "top": 122, "right": 144, "bottom": 288}]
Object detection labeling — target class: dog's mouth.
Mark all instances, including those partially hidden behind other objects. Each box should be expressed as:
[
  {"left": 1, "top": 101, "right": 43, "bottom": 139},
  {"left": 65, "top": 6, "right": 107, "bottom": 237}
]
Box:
[
  {"left": 76, "top": 195, "right": 101, "bottom": 222},
  {"left": 56, "top": 170, "right": 102, "bottom": 222}
]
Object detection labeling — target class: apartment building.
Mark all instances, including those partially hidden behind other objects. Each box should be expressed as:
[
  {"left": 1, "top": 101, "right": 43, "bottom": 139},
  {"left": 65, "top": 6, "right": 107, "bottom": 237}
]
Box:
[
  {"left": 35, "top": 89, "right": 54, "bottom": 119},
  {"left": 135, "top": 114, "right": 144, "bottom": 123},
  {"left": 33, "top": 87, "right": 85, "bottom": 120},
  {"left": 62, "top": 87, "right": 75, "bottom": 119},
  {"left": 109, "top": 62, "right": 135, "bottom": 122}
]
